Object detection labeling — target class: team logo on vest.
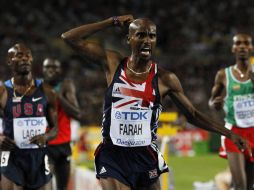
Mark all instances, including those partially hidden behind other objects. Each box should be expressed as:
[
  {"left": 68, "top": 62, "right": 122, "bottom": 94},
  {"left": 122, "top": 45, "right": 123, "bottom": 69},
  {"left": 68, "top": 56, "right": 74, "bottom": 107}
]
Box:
[
  {"left": 113, "top": 86, "right": 121, "bottom": 95},
  {"left": 232, "top": 84, "right": 240, "bottom": 91},
  {"left": 99, "top": 166, "right": 107, "bottom": 174}
]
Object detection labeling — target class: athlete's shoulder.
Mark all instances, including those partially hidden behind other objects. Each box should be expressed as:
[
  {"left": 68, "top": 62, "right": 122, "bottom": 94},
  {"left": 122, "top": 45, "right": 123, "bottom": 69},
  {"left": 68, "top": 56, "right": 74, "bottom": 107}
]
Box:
[
  {"left": 217, "top": 68, "right": 226, "bottom": 75},
  {"left": 157, "top": 66, "right": 183, "bottom": 94},
  {"left": 0, "top": 85, "right": 7, "bottom": 93},
  {"left": 215, "top": 68, "right": 226, "bottom": 82},
  {"left": 157, "top": 66, "right": 177, "bottom": 82},
  {"left": 106, "top": 50, "right": 123, "bottom": 68},
  {"left": 63, "top": 78, "right": 74, "bottom": 85},
  {"left": 62, "top": 78, "right": 76, "bottom": 91},
  {"left": 41, "top": 82, "right": 56, "bottom": 97},
  {"left": 106, "top": 49, "right": 122, "bottom": 58},
  {"left": 41, "top": 83, "right": 57, "bottom": 107}
]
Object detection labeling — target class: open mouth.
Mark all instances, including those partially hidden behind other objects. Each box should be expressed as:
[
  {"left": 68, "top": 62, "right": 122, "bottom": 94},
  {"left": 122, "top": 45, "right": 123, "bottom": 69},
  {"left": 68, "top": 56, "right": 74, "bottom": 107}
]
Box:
[
  {"left": 20, "top": 61, "right": 30, "bottom": 67},
  {"left": 239, "top": 51, "right": 247, "bottom": 56},
  {"left": 20, "top": 64, "right": 30, "bottom": 69},
  {"left": 140, "top": 47, "right": 151, "bottom": 56},
  {"left": 46, "top": 71, "right": 56, "bottom": 78}
]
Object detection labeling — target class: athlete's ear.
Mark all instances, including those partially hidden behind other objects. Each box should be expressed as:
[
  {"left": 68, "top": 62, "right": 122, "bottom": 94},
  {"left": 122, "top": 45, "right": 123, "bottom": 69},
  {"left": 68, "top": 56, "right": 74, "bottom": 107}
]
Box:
[
  {"left": 251, "top": 44, "right": 254, "bottom": 53},
  {"left": 6, "top": 55, "right": 12, "bottom": 66},
  {"left": 231, "top": 46, "right": 235, "bottom": 54},
  {"left": 126, "top": 34, "right": 130, "bottom": 44},
  {"left": 7, "top": 61, "right": 12, "bottom": 66},
  {"left": 30, "top": 55, "right": 33, "bottom": 62}
]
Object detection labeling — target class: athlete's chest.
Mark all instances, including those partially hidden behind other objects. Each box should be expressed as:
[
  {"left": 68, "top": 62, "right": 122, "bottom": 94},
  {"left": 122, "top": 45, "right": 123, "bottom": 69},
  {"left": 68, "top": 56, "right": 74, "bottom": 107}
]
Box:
[
  {"left": 6, "top": 89, "right": 47, "bottom": 118},
  {"left": 111, "top": 68, "right": 157, "bottom": 108}
]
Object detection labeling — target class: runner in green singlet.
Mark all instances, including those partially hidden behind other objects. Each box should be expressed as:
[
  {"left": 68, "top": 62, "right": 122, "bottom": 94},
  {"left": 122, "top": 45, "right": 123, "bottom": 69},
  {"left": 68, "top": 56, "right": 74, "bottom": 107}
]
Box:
[{"left": 209, "top": 33, "right": 254, "bottom": 190}]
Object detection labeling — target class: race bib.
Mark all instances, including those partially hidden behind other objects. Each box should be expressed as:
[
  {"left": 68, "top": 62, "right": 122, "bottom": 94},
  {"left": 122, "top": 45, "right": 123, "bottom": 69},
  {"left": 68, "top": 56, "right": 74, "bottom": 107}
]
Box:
[
  {"left": 233, "top": 94, "right": 254, "bottom": 128},
  {"left": 1, "top": 151, "right": 10, "bottom": 167},
  {"left": 110, "top": 108, "right": 152, "bottom": 147},
  {"left": 13, "top": 117, "right": 47, "bottom": 149}
]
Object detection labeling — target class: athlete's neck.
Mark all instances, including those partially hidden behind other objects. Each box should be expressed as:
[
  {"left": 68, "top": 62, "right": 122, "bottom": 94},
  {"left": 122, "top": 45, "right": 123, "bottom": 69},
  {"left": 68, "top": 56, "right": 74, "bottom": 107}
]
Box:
[
  {"left": 236, "top": 60, "right": 249, "bottom": 71},
  {"left": 13, "top": 73, "right": 33, "bottom": 86},
  {"left": 128, "top": 56, "right": 151, "bottom": 72},
  {"left": 45, "top": 79, "right": 59, "bottom": 87}
]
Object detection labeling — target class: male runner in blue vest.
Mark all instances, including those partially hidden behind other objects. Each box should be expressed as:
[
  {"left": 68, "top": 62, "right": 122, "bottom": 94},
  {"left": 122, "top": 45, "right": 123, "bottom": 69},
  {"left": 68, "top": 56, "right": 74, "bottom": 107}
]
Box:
[{"left": 0, "top": 43, "right": 58, "bottom": 190}]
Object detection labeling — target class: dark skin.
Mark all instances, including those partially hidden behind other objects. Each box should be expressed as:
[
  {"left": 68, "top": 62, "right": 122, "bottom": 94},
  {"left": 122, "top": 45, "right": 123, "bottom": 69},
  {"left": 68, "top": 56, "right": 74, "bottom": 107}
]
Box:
[
  {"left": 0, "top": 44, "right": 58, "bottom": 190},
  {"left": 62, "top": 15, "right": 250, "bottom": 190},
  {"left": 43, "top": 58, "right": 83, "bottom": 190},
  {"left": 43, "top": 58, "right": 83, "bottom": 121},
  {"left": 209, "top": 34, "right": 254, "bottom": 190}
]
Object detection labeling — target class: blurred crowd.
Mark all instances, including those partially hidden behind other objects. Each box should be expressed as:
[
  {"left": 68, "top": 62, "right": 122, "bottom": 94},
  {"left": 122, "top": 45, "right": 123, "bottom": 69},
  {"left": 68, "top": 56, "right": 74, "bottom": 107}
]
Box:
[{"left": 0, "top": 0, "right": 254, "bottom": 124}]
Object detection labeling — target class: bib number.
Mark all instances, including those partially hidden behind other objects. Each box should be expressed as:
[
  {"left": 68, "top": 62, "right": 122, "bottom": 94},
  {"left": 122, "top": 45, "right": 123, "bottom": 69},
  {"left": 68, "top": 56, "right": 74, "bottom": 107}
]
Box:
[
  {"left": 1, "top": 151, "right": 10, "bottom": 167},
  {"left": 44, "top": 155, "right": 50, "bottom": 175}
]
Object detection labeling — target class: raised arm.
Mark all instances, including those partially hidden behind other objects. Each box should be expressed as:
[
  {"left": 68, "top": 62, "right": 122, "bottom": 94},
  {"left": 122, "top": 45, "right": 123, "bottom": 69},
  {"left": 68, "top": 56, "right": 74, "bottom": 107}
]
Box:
[
  {"left": 61, "top": 15, "right": 133, "bottom": 84},
  {"left": 58, "top": 79, "right": 84, "bottom": 121},
  {"left": 209, "top": 69, "right": 226, "bottom": 110},
  {"left": 158, "top": 69, "right": 248, "bottom": 150}
]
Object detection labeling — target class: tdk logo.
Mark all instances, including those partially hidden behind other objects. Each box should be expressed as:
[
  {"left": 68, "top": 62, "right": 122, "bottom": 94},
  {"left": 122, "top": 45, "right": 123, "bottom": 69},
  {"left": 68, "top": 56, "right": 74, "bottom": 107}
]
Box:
[
  {"left": 23, "top": 119, "right": 45, "bottom": 126},
  {"left": 236, "top": 100, "right": 254, "bottom": 109},
  {"left": 115, "top": 111, "right": 148, "bottom": 120}
]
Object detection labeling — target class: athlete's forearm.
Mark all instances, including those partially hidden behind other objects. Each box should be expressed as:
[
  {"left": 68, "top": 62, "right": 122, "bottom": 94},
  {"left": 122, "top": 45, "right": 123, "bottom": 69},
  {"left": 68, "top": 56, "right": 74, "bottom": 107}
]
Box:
[
  {"left": 61, "top": 17, "right": 115, "bottom": 41},
  {"left": 44, "top": 126, "right": 58, "bottom": 142},
  {"left": 45, "top": 102, "right": 58, "bottom": 142},
  {"left": 168, "top": 91, "right": 231, "bottom": 137},
  {"left": 193, "top": 110, "right": 231, "bottom": 138},
  {"left": 58, "top": 94, "right": 82, "bottom": 120}
]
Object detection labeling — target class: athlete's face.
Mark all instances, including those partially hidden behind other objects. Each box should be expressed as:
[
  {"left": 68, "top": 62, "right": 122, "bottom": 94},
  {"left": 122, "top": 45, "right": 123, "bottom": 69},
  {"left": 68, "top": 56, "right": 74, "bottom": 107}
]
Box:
[
  {"left": 43, "top": 59, "right": 61, "bottom": 82},
  {"left": 232, "top": 34, "right": 253, "bottom": 61},
  {"left": 7, "top": 44, "right": 33, "bottom": 75},
  {"left": 128, "top": 19, "right": 156, "bottom": 60}
]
